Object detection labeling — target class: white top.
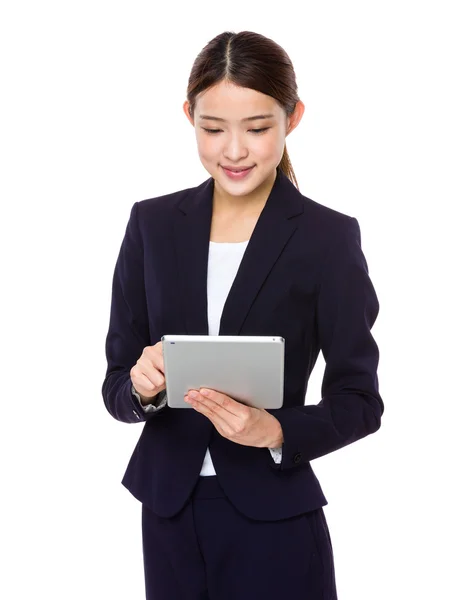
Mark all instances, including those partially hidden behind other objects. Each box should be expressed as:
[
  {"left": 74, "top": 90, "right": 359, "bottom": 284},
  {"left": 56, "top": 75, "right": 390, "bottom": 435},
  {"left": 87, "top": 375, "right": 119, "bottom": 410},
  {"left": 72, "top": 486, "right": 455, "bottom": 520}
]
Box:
[{"left": 135, "top": 239, "right": 283, "bottom": 470}]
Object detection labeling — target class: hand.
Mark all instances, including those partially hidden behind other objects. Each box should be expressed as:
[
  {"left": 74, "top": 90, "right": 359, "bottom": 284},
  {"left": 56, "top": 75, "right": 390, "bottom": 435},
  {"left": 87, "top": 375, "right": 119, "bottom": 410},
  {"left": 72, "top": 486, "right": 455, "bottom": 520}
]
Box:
[
  {"left": 130, "top": 342, "right": 166, "bottom": 404},
  {"left": 185, "top": 388, "right": 284, "bottom": 449}
]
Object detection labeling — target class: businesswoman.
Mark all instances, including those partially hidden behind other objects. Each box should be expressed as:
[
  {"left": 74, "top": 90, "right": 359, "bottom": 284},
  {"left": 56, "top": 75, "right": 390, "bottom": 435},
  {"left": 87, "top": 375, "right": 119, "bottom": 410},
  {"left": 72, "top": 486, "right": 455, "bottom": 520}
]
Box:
[{"left": 102, "top": 30, "right": 384, "bottom": 600}]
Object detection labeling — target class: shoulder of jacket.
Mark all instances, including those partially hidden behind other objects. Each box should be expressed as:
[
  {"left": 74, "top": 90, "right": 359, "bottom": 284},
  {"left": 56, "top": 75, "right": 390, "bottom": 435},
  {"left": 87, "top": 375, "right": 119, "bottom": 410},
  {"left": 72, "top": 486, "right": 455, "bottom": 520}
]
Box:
[
  {"left": 136, "top": 183, "right": 197, "bottom": 213},
  {"left": 302, "top": 193, "right": 354, "bottom": 224},
  {"left": 299, "top": 195, "right": 358, "bottom": 249}
]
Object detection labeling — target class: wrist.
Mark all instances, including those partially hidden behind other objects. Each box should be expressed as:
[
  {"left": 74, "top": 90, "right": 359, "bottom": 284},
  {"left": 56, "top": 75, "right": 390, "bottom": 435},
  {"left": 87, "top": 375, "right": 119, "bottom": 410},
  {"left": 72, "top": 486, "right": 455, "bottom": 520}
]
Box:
[
  {"left": 139, "top": 395, "right": 156, "bottom": 406},
  {"left": 132, "top": 384, "right": 158, "bottom": 406},
  {"left": 267, "top": 417, "right": 284, "bottom": 448}
]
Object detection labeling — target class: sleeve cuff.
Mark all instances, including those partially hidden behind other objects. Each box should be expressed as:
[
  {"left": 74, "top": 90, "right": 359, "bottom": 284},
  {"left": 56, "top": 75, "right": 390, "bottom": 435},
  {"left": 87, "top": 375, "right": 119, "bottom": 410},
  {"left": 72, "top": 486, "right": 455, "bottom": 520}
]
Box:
[
  {"left": 268, "top": 447, "right": 283, "bottom": 464},
  {"left": 131, "top": 385, "right": 167, "bottom": 412}
]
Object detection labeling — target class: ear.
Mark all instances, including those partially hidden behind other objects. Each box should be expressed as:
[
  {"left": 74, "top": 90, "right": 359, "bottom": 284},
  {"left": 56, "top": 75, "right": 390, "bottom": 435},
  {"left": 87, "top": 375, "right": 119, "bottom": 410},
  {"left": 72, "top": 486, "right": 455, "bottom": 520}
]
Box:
[
  {"left": 286, "top": 100, "right": 305, "bottom": 136},
  {"left": 183, "top": 100, "right": 195, "bottom": 126}
]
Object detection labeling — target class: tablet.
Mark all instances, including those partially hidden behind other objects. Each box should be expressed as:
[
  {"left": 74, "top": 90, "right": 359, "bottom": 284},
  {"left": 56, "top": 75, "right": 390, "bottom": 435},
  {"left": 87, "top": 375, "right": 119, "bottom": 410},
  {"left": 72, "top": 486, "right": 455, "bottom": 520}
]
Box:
[{"left": 161, "top": 335, "right": 284, "bottom": 410}]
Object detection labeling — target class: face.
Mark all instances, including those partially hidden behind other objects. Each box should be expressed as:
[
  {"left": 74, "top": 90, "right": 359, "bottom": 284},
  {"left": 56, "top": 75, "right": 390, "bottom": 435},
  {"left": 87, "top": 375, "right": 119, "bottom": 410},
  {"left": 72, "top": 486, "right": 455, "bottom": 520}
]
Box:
[{"left": 183, "top": 80, "right": 304, "bottom": 200}]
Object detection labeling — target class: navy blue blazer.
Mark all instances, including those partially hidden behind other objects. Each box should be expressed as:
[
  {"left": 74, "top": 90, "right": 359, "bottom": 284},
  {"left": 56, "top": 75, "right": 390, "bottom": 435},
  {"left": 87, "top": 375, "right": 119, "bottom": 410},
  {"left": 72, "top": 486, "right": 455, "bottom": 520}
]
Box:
[{"left": 102, "top": 167, "right": 384, "bottom": 521}]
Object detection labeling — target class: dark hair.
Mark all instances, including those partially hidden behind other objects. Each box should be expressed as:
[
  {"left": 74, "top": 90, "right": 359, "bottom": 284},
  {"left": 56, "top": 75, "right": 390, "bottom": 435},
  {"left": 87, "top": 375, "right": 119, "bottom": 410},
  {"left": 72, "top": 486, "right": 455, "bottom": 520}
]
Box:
[{"left": 186, "top": 31, "right": 300, "bottom": 190}]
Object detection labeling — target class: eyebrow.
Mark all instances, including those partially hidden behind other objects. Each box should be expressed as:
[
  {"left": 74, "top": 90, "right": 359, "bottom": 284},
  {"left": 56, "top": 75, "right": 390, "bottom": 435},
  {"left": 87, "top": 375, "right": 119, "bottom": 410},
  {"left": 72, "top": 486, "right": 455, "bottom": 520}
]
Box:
[{"left": 199, "top": 113, "right": 275, "bottom": 123}]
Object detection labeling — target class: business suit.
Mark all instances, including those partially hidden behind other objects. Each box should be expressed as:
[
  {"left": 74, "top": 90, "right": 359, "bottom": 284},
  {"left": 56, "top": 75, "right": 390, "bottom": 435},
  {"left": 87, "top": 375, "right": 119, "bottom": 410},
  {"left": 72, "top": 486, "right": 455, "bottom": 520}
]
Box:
[{"left": 102, "top": 167, "right": 383, "bottom": 597}]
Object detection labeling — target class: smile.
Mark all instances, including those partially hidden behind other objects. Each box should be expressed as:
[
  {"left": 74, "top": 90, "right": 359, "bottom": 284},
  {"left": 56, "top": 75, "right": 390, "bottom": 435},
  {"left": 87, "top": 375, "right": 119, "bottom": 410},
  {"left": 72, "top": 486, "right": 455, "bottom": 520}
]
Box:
[{"left": 222, "top": 166, "right": 254, "bottom": 180}]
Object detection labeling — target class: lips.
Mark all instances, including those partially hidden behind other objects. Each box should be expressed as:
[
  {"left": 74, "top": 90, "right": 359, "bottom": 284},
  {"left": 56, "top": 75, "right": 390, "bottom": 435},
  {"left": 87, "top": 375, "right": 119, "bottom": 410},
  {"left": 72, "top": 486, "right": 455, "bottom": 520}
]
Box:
[{"left": 222, "top": 166, "right": 253, "bottom": 172}]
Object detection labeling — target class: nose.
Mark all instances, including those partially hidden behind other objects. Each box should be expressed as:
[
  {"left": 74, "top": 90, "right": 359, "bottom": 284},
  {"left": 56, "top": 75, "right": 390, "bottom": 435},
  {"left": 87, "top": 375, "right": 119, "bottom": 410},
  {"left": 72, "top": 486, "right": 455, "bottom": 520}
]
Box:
[{"left": 223, "top": 132, "right": 249, "bottom": 162}]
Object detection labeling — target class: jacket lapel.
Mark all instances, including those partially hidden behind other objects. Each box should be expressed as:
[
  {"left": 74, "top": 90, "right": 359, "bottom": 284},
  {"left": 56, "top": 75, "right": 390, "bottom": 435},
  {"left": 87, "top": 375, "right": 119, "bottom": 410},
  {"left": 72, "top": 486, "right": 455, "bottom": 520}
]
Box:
[{"left": 172, "top": 168, "right": 304, "bottom": 336}]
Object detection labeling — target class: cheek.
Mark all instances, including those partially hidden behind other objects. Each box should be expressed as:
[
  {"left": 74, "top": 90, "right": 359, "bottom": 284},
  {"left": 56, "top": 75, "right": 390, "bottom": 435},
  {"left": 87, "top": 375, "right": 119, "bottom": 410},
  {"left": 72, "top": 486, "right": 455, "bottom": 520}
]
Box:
[
  {"left": 196, "top": 135, "right": 221, "bottom": 160},
  {"left": 254, "top": 135, "right": 284, "bottom": 160}
]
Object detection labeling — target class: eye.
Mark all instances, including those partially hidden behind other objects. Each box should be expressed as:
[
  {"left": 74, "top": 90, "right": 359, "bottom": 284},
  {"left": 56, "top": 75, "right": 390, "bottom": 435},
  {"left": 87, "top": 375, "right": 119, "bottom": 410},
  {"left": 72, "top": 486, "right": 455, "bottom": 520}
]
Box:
[{"left": 202, "top": 127, "right": 270, "bottom": 135}]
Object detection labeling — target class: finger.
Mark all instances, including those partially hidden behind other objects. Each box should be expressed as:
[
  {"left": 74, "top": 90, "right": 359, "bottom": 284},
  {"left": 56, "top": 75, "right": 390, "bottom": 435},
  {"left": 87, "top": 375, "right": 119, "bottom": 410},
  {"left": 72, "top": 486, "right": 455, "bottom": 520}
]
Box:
[
  {"left": 143, "top": 345, "right": 165, "bottom": 375},
  {"left": 186, "top": 391, "right": 239, "bottom": 433},
  {"left": 154, "top": 341, "right": 165, "bottom": 365},
  {"left": 199, "top": 388, "right": 247, "bottom": 418},
  {"left": 132, "top": 371, "right": 163, "bottom": 398},
  {"left": 189, "top": 401, "right": 234, "bottom": 437},
  {"left": 132, "top": 363, "right": 165, "bottom": 396},
  {"left": 137, "top": 355, "right": 165, "bottom": 389},
  {"left": 185, "top": 400, "right": 227, "bottom": 441}
]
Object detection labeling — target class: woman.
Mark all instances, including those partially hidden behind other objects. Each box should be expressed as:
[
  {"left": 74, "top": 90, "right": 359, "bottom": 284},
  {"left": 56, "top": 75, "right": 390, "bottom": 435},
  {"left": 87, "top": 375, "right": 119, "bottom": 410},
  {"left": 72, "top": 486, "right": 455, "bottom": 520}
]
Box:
[{"left": 102, "top": 30, "right": 384, "bottom": 600}]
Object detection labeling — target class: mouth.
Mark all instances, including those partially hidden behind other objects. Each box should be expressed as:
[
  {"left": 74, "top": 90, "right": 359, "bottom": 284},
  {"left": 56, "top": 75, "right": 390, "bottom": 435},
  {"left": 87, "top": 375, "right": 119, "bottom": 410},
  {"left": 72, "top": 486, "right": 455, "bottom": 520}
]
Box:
[
  {"left": 222, "top": 166, "right": 254, "bottom": 172},
  {"left": 221, "top": 165, "right": 255, "bottom": 179}
]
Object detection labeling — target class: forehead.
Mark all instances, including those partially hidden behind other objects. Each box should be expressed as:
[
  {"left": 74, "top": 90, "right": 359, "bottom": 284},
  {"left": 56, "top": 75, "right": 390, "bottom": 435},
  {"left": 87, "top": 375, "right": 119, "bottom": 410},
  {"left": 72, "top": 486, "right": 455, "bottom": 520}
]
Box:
[{"left": 195, "top": 81, "right": 280, "bottom": 121}]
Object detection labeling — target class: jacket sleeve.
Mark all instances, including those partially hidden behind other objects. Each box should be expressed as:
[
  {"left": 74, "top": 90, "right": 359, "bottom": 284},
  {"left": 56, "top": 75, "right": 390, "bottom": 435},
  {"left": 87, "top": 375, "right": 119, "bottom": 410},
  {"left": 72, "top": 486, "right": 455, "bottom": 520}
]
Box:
[
  {"left": 267, "top": 216, "right": 384, "bottom": 470},
  {"left": 101, "top": 201, "right": 167, "bottom": 423}
]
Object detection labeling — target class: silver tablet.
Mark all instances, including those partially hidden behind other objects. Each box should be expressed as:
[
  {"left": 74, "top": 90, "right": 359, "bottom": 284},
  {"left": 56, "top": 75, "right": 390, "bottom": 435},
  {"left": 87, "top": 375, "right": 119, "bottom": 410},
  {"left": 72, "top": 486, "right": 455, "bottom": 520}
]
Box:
[{"left": 161, "top": 335, "right": 284, "bottom": 410}]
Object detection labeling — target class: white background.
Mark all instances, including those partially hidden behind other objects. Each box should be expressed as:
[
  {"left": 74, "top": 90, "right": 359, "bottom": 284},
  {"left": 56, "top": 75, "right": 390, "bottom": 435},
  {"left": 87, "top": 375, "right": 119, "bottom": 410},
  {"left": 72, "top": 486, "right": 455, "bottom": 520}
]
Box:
[{"left": 1, "top": 1, "right": 467, "bottom": 598}]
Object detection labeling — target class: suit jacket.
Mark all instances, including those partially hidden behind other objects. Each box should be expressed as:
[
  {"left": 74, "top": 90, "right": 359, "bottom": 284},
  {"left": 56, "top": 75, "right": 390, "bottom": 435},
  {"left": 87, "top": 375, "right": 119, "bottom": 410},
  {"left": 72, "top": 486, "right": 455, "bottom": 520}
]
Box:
[{"left": 101, "top": 167, "right": 384, "bottom": 521}]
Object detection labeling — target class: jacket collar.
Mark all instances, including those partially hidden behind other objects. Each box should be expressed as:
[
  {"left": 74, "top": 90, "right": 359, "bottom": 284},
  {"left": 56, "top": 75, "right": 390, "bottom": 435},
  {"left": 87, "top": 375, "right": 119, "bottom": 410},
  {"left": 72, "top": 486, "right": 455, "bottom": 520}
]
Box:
[{"left": 172, "top": 168, "right": 304, "bottom": 335}]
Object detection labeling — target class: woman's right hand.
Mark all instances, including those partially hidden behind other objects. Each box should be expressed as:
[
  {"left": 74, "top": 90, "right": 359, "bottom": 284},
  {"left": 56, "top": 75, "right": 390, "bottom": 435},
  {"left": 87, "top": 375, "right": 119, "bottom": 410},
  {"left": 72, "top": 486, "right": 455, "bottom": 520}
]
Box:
[{"left": 130, "top": 341, "right": 166, "bottom": 404}]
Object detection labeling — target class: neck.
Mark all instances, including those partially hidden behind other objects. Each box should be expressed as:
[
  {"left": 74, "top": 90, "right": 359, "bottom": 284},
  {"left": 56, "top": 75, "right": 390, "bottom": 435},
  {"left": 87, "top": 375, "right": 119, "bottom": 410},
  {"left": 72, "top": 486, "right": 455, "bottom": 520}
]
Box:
[{"left": 212, "top": 168, "right": 277, "bottom": 216}]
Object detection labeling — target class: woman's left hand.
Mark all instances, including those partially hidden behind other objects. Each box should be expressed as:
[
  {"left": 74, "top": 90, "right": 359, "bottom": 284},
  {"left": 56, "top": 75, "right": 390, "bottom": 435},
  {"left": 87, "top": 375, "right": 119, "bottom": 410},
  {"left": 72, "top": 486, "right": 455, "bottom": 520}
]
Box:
[{"left": 184, "top": 388, "right": 284, "bottom": 448}]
